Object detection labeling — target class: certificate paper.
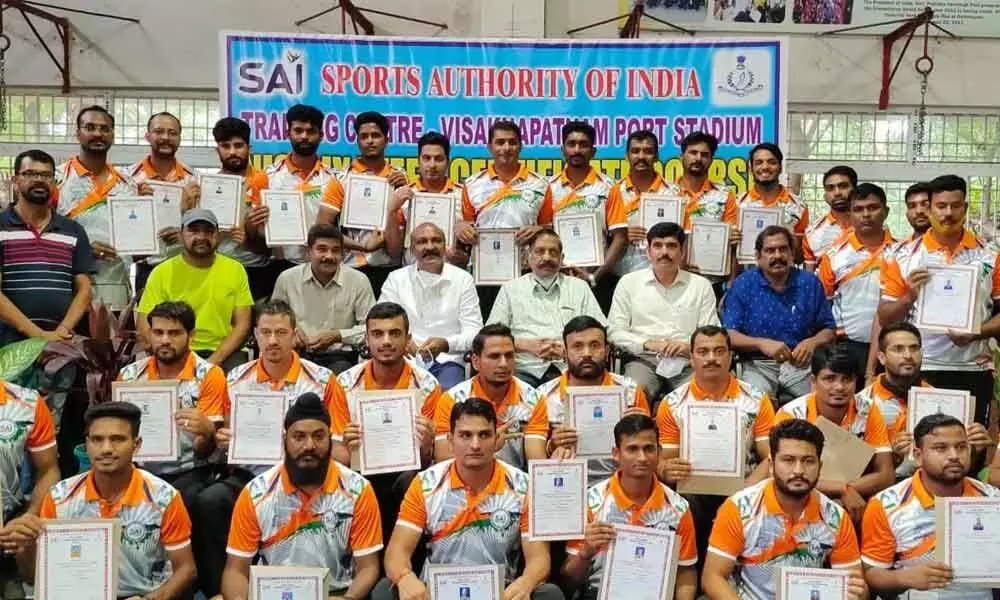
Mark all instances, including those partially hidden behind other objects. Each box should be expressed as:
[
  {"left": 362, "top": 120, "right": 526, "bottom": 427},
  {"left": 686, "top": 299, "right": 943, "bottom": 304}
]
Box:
[
  {"left": 357, "top": 390, "right": 421, "bottom": 475},
  {"left": 907, "top": 387, "right": 973, "bottom": 434},
  {"left": 598, "top": 524, "right": 679, "bottom": 600},
  {"left": 108, "top": 196, "right": 158, "bottom": 255},
  {"left": 914, "top": 264, "right": 981, "bottom": 334},
  {"left": 936, "top": 497, "right": 1000, "bottom": 586},
  {"left": 428, "top": 564, "right": 503, "bottom": 600},
  {"left": 148, "top": 182, "right": 183, "bottom": 230},
  {"left": 815, "top": 416, "right": 874, "bottom": 484},
  {"left": 679, "top": 402, "right": 745, "bottom": 496},
  {"left": 640, "top": 194, "right": 683, "bottom": 230},
  {"left": 528, "top": 459, "right": 587, "bottom": 541},
  {"left": 112, "top": 380, "right": 179, "bottom": 462},
  {"left": 474, "top": 229, "right": 520, "bottom": 285},
  {"left": 408, "top": 192, "right": 456, "bottom": 245},
  {"left": 342, "top": 173, "right": 390, "bottom": 231},
  {"left": 250, "top": 565, "right": 328, "bottom": 600},
  {"left": 775, "top": 566, "right": 849, "bottom": 600},
  {"left": 555, "top": 213, "right": 603, "bottom": 268},
  {"left": 687, "top": 219, "right": 731, "bottom": 277},
  {"left": 738, "top": 207, "right": 781, "bottom": 263},
  {"left": 199, "top": 173, "right": 243, "bottom": 229},
  {"left": 262, "top": 190, "right": 308, "bottom": 247},
  {"left": 36, "top": 519, "right": 120, "bottom": 600},
  {"left": 567, "top": 386, "right": 625, "bottom": 458},
  {"left": 230, "top": 392, "right": 288, "bottom": 465}
]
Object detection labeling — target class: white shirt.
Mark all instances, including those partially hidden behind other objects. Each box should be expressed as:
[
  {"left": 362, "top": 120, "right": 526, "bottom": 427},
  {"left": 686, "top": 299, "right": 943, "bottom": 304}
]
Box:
[
  {"left": 607, "top": 268, "right": 720, "bottom": 355},
  {"left": 379, "top": 263, "right": 483, "bottom": 366}
]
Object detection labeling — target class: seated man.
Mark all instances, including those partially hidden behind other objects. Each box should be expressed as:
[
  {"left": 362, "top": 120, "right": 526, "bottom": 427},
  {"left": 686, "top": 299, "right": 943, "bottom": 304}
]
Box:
[
  {"left": 702, "top": 419, "right": 867, "bottom": 600},
  {"left": 377, "top": 398, "right": 563, "bottom": 600},
  {"left": 488, "top": 229, "right": 605, "bottom": 388},
  {"left": 434, "top": 323, "right": 549, "bottom": 470},
  {"left": 541, "top": 316, "right": 649, "bottom": 486},
  {"left": 380, "top": 222, "right": 483, "bottom": 390},
  {"left": 222, "top": 393, "right": 382, "bottom": 600},
  {"left": 4, "top": 402, "right": 196, "bottom": 599},
  {"left": 562, "top": 414, "right": 698, "bottom": 600},
  {"left": 0, "top": 378, "right": 60, "bottom": 525},
  {"left": 863, "top": 414, "right": 998, "bottom": 600}
]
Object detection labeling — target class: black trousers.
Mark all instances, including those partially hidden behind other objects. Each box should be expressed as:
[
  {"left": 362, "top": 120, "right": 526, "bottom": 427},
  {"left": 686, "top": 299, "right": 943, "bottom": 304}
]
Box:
[
  {"left": 192, "top": 469, "right": 254, "bottom": 597},
  {"left": 246, "top": 260, "right": 294, "bottom": 301},
  {"left": 358, "top": 265, "right": 395, "bottom": 300},
  {"left": 923, "top": 369, "right": 993, "bottom": 473},
  {"left": 300, "top": 350, "right": 360, "bottom": 374},
  {"left": 159, "top": 465, "right": 218, "bottom": 595}
]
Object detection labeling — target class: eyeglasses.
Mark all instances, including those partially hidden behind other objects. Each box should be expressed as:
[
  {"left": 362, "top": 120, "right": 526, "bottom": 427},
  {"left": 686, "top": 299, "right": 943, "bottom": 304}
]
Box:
[
  {"left": 17, "top": 171, "right": 54, "bottom": 181},
  {"left": 80, "top": 124, "right": 113, "bottom": 133}
]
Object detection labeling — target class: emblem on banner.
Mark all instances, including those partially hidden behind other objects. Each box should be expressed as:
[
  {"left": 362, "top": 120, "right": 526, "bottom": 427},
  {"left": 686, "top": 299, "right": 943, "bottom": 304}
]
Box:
[{"left": 719, "top": 55, "right": 764, "bottom": 98}]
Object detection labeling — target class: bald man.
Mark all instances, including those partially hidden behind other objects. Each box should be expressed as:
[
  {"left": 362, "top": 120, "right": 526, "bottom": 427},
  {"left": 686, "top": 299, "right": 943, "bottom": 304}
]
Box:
[{"left": 379, "top": 222, "right": 483, "bottom": 390}]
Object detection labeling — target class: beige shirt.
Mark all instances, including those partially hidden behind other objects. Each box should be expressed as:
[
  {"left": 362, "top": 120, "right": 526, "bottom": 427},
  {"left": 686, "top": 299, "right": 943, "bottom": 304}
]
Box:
[
  {"left": 607, "top": 268, "right": 720, "bottom": 355},
  {"left": 271, "top": 263, "right": 374, "bottom": 348}
]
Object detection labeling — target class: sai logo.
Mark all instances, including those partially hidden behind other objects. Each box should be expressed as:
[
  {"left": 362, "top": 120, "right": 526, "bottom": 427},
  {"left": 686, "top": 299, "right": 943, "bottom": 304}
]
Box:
[
  {"left": 711, "top": 49, "right": 772, "bottom": 107},
  {"left": 238, "top": 48, "right": 305, "bottom": 96},
  {"left": 0, "top": 419, "right": 17, "bottom": 441}
]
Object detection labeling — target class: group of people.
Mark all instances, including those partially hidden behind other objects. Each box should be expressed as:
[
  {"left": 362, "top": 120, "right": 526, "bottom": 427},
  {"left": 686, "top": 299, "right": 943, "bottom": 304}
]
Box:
[{"left": 0, "top": 101, "right": 995, "bottom": 600}]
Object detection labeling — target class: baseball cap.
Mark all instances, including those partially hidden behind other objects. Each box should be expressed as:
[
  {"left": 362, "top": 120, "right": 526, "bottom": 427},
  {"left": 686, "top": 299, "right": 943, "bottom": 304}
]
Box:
[{"left": 181, "top": 208, "right": 218, "bottom": 229}]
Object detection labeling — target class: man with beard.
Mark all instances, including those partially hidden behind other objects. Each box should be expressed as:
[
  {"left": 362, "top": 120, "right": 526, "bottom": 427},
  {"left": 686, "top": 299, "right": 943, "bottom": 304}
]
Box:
[
  {"left": 538, "top": 121, "right": 628, "bottom": 313},
  {"left": 613, "top": 130, "right": 670, "bottom": 277},
  {"left": 902, "top": 181, "right": 932, "bottom": 243},
  {"left": 863, "top": 414, "right": 999, "bottom": 600},
  {"left": 563, "top": 414, "right": 698, "bottom": 600},
  {"left": 803, "top": 165, "right": 856, "bottom": 270},
  {"left": 138, "top": 209, "right": 254, "bottom": 371},
  {"left": 55, "top": 105, "right": 138, "bottom": 307},
  {"left": 702, "top": 419, "right": 867, "bottom": 600},
  {"left": 379, "top": 222, "right": 483, "bottom": 390},
  {"left": 222, "top": 393, "right": 382, "bottom": 600},
  {"left": 433, "top": 323, "right": 549, "bottom": 470},
  {"left": 737, "top": 143, "right": 810, "bottom": 242},
  {"left": 540, "top": 316, "right": 649, "bottom": 486}
]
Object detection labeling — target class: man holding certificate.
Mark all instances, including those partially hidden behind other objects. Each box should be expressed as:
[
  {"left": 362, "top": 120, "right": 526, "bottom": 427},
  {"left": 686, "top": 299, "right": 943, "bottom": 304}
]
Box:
[
  {"left": 563, "top": 414, "right": 699, "bottom": 600},
  {"left": 736, "top": 144, "right": 810, "bottom": 242},
  {"left": 862, "top": 413, "right": 999, "bottom": 599},
  {"left": 379, "top": 399, "right": 563, "bottom": 600},
  {"left": 802, "top": 166, "right": 856, "bottom": 270},
  {"left": 612, "top": 130, "right": 671, "bottom": 277},
  {"left": 223, "top": 393, "right": 383, "bottom": 600}
]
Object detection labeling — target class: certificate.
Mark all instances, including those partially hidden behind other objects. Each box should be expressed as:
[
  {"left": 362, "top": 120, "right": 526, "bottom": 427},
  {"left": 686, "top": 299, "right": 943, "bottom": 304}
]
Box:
[
  {"left": 474, "top": 229, "right": 520, "bottom": 285},
  {"left": 408, "top": 192, "right": 456, "bottom": 245},
  {"left": 199, "top": 173, "right": 242, "bottom": 229},
  {"left": 428, "top": 564, "right": 503, "bottom": 600},
  {"left": 357, "top": 390, "right": 421, "bottom": 475},
  {"left": 738, "top": 207, "right": 782, "bottom": 263},
  {"left": 230, "top": 392, "right": 288, "bottom": 465},
  {"left": 528, "top": 459, "right": 587, "bottom": 541},
  {"left": 598, "top": 524, "right": 679, "bottom": 600},
  {"left": 687, "top": 219, "right": 731, "bottom": 277},
  {"left": 679, "top": 402, "right": 745, "bottom": 496},
  {"left": 640, "top": 194, "right": 683, "bottom": 231},
  {"left": 250, "top": 565, "right": 328, "bottom": 600},
  {"left": 36, "top": 519, "right": 120, "bottom": 600},
  {"left": 566, "top": 386, "right": 625, "bottom": 458},
  {"left": 907, "top": 387, "right": 973, "bottom": 433},
  {"left": 148, "top": 181, "right": 183, "bottom": 230},
  {"left": 262, "top": 190, "right": 308, "bottom": 247},
  {"left": 555, "top": 213, "right": 603, "bottom": 268},
  {"left": 914, "top": 264, "right": 981, "bottom": 334},
  {"left": 107, "top": 196, "right": 158, "bottom": 255},
  {"left": 775, "top": 566, "right": 849, "bottom": 600},
  {"left": 342, "top": 173, "right": 390, "bottom": 231},
  {"left": 815, "top": 416, "right": 874, "bottom": 484},
  {"left": 112, "top": 380, "right": 179, "bottom": 462},
  {"left": 936, "top": 497, "right": 1000, "bottom": 586}
]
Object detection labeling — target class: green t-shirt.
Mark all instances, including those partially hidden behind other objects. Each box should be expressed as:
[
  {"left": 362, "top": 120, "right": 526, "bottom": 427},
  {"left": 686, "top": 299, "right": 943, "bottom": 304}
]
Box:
[{"left": 139, "top": 254, "right": 254, "bottom": 352}]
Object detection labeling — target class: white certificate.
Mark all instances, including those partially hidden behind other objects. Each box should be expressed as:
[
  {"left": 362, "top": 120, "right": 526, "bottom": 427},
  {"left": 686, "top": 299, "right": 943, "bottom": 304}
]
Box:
[
  {"left": 342, "top": 173, "right": 390, "bottom": 231},
  {"left": 688, "top": 219, "right": 731, "bottom": 276},
  {"left": 598, "top": 524, "right": 678, "bottom": 600},
  {"left": 775, "top": 566, "right": 849, "bottom": 600},
  {"left": 148, "top": 181, "right": 183, "bottom": 230},
  {"left": 914, "top": 264, "right": 980, "bottom": 334},
  {"left": 567, "top": 386, "right": 625, "bottom": 458},
  {"left": 428, "top": 564, "right": 503, "bottom": 600},
  {"left": 474, "top": 229, "right": 520, "bottom": 285},
  {"left": 107, "top": 196, "right": 158, "bottom": 255},
  {"left": 555, "top": 213, "right": 604, "bottom": 268},
  {"left": 738, "top": 206, "right": 782, "bottom": 263},
  {"left": 936, "top": 497, "right": 1000, "bottom": 586},
  {"left": 230, "top": 392, "right": 288, "bottom": 466},
  {"left": 250, "top": 565, "right": 328, "bottom": 600},
  {"left": 680, "top": 402, "right": 745, "bottom": 496},
  {"left": 408, "top": 192, "right": 456, "bottom": 245},
  {"left": 112, "top": 380, "right": 178, "bottom": 462},
  {"left": 262, "top": 190, "right": 308, "bottom": 247},
  {"left": 357, "top": 390, "right": 421, "bottom": 475},
  {"left": 36, "top": 519, "right": 120, "bottom": 600},
  {"left": 640, "top": 194, "right": 683, "bottom": 231},
  {"left": 528, "top": 459, "right": 587, "bottom": 541},
  {"left": 199, "top": 173, "right": 242, "bottom": 229},
  {"left": 907, "top": 387, "right": 973, "bottom": 434}
]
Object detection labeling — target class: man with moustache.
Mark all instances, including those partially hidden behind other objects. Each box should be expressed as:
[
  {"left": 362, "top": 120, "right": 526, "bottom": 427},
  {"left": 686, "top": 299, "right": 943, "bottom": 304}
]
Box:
[
  {"left": 613, "top": 130, "right": 670, "bottom": 277},
  {"left": 803, "top": 165, "right": 857, "bottom": 269},
  {"left": 901, "top": 181, "right": 932, "bottom": 243},
  {"left": 379, "top": 222, "right": 483, "bottom": 390},
  {"left": 222, "top": 393, "right": 383, "bottom": 600},
  {"left": 737, "top": 143, "right": 810, "bottom": 242}
]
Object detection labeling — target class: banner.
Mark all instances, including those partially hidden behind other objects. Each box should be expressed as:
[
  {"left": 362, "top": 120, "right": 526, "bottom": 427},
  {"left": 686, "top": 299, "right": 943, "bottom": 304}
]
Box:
[{"left": 221, "top": 32, "right": 787, "bottom": 195}]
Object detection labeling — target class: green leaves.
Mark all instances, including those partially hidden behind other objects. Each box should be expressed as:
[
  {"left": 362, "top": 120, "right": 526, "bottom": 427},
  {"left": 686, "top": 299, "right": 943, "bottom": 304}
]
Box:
[{"left": 0, "top": 337, "right": 47, "bottom": 382}]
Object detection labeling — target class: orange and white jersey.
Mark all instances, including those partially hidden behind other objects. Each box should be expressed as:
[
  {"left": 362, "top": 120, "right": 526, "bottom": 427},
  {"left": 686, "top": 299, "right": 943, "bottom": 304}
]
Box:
[
  {"left": 0, "top": 380, "right": 55, "bottom": 513},
  {"left": 861, "top": 472, "right": 997, "bottom": 600},
  {"left": 736, "top": 185, "right": 810, "bottom": 235},
  {"left": 673, "top": 178, "right": 737, "bottom": 230},
  {"left": 613, "top": 174, "right": 669, "bottom": 276},
  {"left": 332, "top": 359, "right": 443, "bottom": 442},
  {"left": 323, "top": 159, "right": 405, "bottom": 267},
  {"left": 881, "top": 229, "right": 1000, "bottom": 371},
  {"left": 538, "top": 168, "right": 627, "bottom": 235},
  {"left": 397, "top": 458, "right": 528, "bottom": 582},
  {"left": 42, "top": 468, "right": 192, "bottom": 598},
  {"left": 855, "top": 376, "right": 933, "bottom": 480},
  {"left": 266, "top": 156, "right": 340, "bottom": 264},
  {"left": 803, "top": 212, "right": 850, "bottom": 265},
  {"left": 817, "top": 230, "right": 896, "bottom": 342},
  {"left": 226, "top": 462, "right": 382, "bottom": 593},
  {"left": 461, "top": 164, "right": 550, "bottom": 229},
  {"left": 775, "top": 393, "right": 892, "bottom": 454}
]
